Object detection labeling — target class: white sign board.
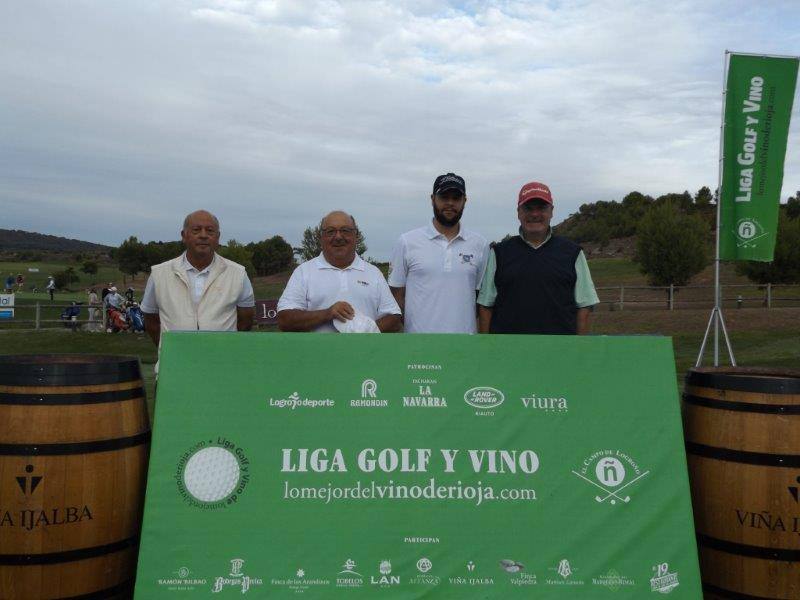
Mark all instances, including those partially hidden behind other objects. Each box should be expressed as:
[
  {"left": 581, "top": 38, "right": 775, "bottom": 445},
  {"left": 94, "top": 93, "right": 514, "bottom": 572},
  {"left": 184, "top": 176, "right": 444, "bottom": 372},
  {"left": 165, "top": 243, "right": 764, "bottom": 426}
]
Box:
[{"left": 0, "top": 293, "right": 14, "bottom": 319}]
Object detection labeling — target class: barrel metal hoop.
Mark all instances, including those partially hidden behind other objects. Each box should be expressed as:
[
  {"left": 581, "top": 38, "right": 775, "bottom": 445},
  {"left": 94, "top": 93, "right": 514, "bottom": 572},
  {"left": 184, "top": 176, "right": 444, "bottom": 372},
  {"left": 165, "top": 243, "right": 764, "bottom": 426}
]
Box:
[
  {"left": 55, "top": 579, "right": 135, "bottom": 600},
  {"left": 683, "top": 393, "right": 800, "bottom": 415},
  {"left": 0, "top": 387, "right": 145, "bottom": 406},
  {"left": 0, "top": 356, "right": 142, "bottom": 386},
  {"left": 698, "top": 533, "right": 800, "bottom": 562},
  {"left": 0, "top": 536, "right": 138, "bottom": 566},
  {"left": 0, "top": 431, "right": 151, "bottom": 456},
  {"left": 702, "top": 581, "right": 786, "bottom": 600},
  {"left": 686, "top": 370, "right": 800, "bottom": 394},
  {"left": 686, "top": 441, "right": 800, "bottom": 468}
]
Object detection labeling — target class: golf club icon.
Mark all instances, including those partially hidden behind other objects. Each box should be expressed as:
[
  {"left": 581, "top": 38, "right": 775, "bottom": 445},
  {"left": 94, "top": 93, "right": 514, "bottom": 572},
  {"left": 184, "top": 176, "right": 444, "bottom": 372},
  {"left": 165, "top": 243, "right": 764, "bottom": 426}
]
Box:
[{"left": 571, "top": 470, "right": 650, "bottom": 505}]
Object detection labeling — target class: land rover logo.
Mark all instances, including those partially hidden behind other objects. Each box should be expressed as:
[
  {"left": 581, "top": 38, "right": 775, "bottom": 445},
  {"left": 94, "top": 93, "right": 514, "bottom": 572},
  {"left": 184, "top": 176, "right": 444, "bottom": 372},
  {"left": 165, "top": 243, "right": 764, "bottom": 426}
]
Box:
[{"left": 464, "top": 387, "right": 504, "bottom": 409}]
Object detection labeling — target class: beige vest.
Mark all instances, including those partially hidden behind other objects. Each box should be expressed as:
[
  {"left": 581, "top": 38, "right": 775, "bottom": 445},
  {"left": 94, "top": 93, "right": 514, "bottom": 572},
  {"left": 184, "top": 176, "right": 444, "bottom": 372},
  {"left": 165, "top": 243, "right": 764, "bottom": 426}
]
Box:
[{"left": 149, "top": 254, "right": 246, "bottom": 333}]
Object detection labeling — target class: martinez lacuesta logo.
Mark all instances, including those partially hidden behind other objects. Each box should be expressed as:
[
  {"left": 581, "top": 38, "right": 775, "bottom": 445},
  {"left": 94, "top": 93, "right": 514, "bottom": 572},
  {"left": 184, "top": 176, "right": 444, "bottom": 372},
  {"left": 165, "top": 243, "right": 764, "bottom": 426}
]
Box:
[
  {"left": 176, "top": 437, "right": 251, "bottom": 509},
  {"left": 572, "top": 450, "right": 649, "bottom": 506}
]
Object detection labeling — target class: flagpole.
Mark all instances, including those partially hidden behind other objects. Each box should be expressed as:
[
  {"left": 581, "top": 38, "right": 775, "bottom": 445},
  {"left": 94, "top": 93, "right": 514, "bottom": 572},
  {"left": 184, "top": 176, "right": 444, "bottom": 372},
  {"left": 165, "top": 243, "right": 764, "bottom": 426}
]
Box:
[{"left": 697, "top": 50, "right": 736, "bottom": 367}]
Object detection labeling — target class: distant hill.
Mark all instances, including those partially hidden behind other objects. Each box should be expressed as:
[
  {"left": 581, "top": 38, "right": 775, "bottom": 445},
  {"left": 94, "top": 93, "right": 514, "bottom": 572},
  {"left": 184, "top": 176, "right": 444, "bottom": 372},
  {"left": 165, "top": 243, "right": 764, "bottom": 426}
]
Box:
[{"left": 0, "top": 229, "right": 112, "bottom": 253}]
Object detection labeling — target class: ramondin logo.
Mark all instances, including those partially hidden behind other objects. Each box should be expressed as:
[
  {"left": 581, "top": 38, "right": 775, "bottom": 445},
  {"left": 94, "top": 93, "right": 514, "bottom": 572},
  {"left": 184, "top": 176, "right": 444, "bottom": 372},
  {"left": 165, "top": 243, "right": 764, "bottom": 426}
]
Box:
[
  {"left": 464, "top": 387, "right": 504, "bottom": 409},
  {"left": 572, "top": 450, "right": 649, "bottom": 506},
  {"left": 175, "top": 438, "right": 251, "bottom": 509},
  {"left": 361, "top": 379, "right": 377, "bottom": 398},
  {"left": 351, "top": 379, "right": 388, "bottom": 407}
]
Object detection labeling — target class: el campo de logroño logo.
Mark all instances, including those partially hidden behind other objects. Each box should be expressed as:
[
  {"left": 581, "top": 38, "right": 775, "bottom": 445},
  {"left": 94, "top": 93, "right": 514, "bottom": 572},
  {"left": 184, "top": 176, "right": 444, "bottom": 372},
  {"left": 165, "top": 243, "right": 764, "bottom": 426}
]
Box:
[{"left": 572, "top": 450, "right": 650, "bottom": 505}]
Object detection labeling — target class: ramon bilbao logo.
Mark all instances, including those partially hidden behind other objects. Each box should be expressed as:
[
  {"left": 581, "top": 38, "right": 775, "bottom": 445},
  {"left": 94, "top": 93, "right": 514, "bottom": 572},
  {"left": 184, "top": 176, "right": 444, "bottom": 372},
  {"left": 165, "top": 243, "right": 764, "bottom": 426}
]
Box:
[{"left": 572, "top": 450, "right": 649, "bottom": 505}]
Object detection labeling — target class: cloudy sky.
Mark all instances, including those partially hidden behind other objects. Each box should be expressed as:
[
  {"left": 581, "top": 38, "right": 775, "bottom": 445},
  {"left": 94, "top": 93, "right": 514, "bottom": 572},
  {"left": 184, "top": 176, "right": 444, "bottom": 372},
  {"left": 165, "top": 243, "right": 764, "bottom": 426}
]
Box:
[{"left": 2, "top": 0, "right": 799, "bottom": 259}]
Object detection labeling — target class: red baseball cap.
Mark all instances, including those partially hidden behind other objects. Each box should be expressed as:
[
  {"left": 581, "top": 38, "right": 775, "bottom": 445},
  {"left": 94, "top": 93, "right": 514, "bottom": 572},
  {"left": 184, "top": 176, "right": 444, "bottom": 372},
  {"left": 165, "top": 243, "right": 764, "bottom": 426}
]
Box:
[{"left": 518, "top": 181, "right": 553, "bottom": 207}]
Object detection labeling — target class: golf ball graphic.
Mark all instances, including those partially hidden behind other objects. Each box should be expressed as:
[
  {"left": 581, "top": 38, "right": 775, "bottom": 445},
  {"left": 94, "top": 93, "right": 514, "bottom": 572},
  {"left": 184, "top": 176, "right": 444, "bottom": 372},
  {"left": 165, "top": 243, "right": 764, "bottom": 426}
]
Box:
[{"left": 183, "top": 446, "right": 240, "bottom": 502}]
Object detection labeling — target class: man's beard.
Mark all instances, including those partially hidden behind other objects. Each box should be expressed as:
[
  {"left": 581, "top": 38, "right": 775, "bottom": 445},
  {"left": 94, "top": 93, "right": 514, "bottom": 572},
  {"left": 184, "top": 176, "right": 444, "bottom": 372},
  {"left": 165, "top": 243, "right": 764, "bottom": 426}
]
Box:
[{"left": 433, "top": 205, "right": 464, "bottom": 227}]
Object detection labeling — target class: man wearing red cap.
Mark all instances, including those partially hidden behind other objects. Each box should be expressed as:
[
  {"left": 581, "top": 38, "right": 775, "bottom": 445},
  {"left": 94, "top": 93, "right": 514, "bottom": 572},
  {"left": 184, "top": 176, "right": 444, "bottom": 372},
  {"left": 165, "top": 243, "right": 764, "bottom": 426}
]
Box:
[{"left": 477, "top": 182, "right": 598, "bottom": 335}]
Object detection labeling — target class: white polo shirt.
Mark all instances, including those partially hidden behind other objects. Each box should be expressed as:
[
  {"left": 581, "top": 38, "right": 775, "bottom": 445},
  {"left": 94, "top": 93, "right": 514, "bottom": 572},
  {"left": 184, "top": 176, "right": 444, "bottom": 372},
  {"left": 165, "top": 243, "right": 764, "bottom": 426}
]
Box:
[
  {"left": 388, "top": 222, "right": 489, "bottom": 333},
  {"left": 277, "top": 254, "right": 401, "bottom": 333}
]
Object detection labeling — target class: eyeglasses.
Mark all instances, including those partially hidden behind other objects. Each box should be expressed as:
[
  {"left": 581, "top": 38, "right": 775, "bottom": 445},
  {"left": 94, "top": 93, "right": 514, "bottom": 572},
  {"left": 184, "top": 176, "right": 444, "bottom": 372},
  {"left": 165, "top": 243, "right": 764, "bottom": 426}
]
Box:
[
  {"left": 519, "top": 202, "right": 551, "bottom": 213},
  {"left": 321, "top": 227, "right": 357, "bottom": 238}
]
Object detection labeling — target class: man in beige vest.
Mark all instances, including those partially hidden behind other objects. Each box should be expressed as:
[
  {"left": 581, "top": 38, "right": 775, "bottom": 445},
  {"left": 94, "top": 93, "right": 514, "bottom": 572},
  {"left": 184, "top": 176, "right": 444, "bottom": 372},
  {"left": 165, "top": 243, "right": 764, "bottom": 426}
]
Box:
[{"left": 141, "top": 210, "right": 255, "bottom": 347}]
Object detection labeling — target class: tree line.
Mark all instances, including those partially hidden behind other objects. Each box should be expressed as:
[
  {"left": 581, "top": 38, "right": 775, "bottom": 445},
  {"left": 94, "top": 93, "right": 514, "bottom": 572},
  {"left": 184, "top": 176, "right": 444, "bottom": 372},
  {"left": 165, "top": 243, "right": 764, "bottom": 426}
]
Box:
[
  {"left": 555, "top": 187, "right": 800, "bottom": 287},
  {"left": 113, "top": 225, "right": 368, "bottom": 280},
  {"left": 111, "top": 192, "right": 799, "bottom": 288}
]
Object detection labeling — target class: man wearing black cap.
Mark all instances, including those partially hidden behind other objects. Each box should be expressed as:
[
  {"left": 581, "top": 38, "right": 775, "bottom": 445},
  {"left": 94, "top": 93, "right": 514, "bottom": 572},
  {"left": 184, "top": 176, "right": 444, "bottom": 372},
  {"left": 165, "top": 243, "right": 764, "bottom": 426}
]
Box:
[
  {"left": 389, "top": 173, "right": 489, "bottom": 333},
  {"left": 478, "top": 181, "right": 598, "bottom": 335}
]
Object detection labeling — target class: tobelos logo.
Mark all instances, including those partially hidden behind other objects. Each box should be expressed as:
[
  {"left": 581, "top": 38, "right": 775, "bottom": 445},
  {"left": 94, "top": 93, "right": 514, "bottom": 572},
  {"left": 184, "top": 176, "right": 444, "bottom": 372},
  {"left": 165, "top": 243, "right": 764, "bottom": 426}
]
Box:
[
  {"left": 176, "top": 438, "right": 251, "bottom": 509},
  {"left": 572, "top": 450, "right": 649, "bottom": 506},
  {"left": 464, "top": 387, "right": 504, "bottom": 409}
]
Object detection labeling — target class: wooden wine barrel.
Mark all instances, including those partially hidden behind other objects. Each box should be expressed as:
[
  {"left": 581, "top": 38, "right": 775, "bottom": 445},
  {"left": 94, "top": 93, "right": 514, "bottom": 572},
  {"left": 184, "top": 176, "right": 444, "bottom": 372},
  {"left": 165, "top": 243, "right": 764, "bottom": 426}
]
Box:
[
  {"left": 0, "top": 355, "right": 150, "bottom": 600},
  {"left": 683, "top": 367, "right": 800, "bottom": 600}
]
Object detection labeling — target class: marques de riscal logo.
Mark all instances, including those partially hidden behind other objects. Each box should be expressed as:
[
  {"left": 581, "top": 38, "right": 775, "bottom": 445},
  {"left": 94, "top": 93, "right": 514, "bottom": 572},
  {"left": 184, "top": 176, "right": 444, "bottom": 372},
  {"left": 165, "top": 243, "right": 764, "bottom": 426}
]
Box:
[
  {"left": 268, "top": 391, "right": 334, "bottom": 409},
  {"left": 592, "top": 568, "right": 636, "bottom": 590},
  {"left": 211, "top": 558, "right": 263, "bottom": 594},
  {"left": 175, "top": 438, "right": 250, "bottom": 509},
  {"left": 464, "top": 386, "right": 504, "bottom": 416},
  {"left": 650, "top": 562, "right": 679, "bottom": 594},
  {"left": 351, "top": 378, "right": 388, "bottom": 407},
  {"left": 572, "top": 450, "right": 649, "bottom": 506}
]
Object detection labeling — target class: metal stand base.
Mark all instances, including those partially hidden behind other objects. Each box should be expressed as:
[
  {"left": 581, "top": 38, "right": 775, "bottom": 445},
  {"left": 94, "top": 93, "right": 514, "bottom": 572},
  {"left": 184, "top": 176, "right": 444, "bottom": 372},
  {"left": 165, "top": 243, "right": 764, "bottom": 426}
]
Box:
[{"left": 696, "top": 307, "right": 737, "bottom": 367}]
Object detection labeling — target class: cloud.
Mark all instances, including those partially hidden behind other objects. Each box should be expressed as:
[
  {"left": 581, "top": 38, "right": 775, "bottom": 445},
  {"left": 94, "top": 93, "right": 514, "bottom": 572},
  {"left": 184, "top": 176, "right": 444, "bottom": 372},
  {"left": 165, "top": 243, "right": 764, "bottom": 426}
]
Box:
[{"left": 1, "top": 0, "right": 799, "bottom": 259}]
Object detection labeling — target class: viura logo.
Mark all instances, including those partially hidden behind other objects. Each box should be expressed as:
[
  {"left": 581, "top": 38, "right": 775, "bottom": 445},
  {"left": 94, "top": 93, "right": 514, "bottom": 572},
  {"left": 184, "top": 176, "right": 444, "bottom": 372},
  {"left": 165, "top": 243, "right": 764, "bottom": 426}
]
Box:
[{"left": 464, "top": 386, "right": 504, "bottom": 416}]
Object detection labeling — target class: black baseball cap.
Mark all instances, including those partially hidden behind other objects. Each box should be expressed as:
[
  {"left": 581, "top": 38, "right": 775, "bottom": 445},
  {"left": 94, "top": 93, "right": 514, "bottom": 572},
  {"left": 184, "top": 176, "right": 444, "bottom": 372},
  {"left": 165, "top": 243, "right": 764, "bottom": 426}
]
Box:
[{"left": 432, "top": 173, "right": 466, "bottom": 196}]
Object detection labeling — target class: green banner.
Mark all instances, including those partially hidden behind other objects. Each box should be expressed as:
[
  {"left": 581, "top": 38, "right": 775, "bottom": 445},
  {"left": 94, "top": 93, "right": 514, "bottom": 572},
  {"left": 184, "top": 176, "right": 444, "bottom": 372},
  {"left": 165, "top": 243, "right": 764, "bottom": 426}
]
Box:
[
  {"left": 719, "top": 52, "right": 799, "bottom": 261},
  {"left": 134, "top": 332, "right": 701, "bottom": 598}
]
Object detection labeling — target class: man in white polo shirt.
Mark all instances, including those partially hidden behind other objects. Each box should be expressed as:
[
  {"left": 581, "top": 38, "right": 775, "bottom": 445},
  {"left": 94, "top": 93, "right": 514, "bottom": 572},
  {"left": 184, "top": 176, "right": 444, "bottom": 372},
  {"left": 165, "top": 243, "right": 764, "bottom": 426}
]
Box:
[
  {"left": 277, "top": 211, "right": 401, "bottom": 333},
  {"left": 141, "top": 209, "right": 255, "bottom": 347},
  {"left": 388, "top": 172, "right": 489, "bottom": 333}
]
